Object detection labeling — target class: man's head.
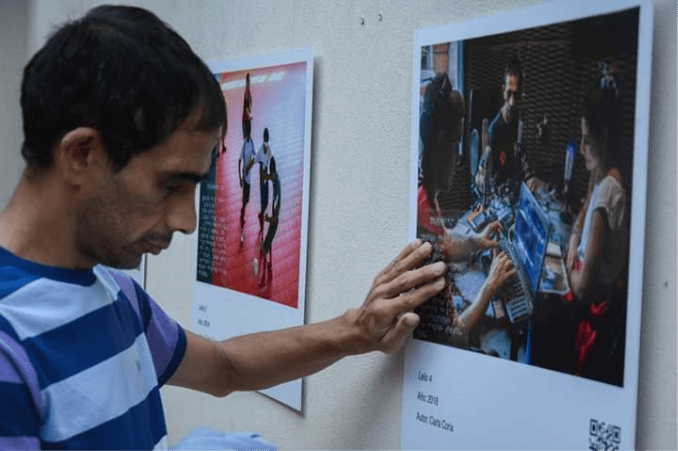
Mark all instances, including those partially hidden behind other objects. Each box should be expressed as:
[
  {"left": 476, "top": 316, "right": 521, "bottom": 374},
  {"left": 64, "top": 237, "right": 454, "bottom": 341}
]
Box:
[
  {"left": 501, "top": 57, "right": 522, "bottom": 119},
  {"left": 19, "top": 5, "right": 226, "bottom": 269},
  {"left": 73, "top": 118, "right": 218, "bottom": 269},
  {"left": 420, "top": 74, "right": 465, "bottom": 208},
  {"left": 21, "top": 4, "right": 226, "bottom": 174},
  {"left": 263, "top": 127, "right": 269, "bottom": 143}
]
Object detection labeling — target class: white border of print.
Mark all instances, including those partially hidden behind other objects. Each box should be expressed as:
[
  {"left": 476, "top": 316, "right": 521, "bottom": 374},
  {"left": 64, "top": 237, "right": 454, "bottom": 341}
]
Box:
[
  {"left": 404, "top": 0, "right": 652, "bottom": 448},
  {"left": 191, "top": 47, "right": 314, "bottom": 412}
]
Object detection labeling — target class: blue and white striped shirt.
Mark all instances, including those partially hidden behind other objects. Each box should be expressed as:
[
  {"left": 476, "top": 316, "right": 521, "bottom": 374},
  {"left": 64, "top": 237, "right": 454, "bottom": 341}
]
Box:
[{"left": 0, "top": 247, "right": 186, "bottom": 449}]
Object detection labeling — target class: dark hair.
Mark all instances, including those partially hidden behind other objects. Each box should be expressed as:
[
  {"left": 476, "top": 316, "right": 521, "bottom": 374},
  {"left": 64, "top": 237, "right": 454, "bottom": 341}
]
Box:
[
  {"left": 584, "top": 89, "right": 619, "bottom": 164},
  {"left": 20, "top": 5, "right": 227, "bottom": 172},
  {"left": 419, "top": 74, "right": 465, "bottom": 206},
  {"left": 504, "top": 56, "right": 522, "bottom": 89},
  {"left": 263, "top": 127, "right": 269, "bottom": 142}
]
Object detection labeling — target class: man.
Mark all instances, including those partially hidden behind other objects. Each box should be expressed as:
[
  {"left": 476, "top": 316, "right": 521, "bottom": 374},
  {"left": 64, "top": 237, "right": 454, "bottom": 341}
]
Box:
[
  {"left": 0, "top": 6, "right": 445, "bottom": 450},
  {"left": 417, "top": 73, "right": 515, "bottom": 347},
  {"left": 484, "top": 57, "right": 534, "bottom": 197},
  {"left": 256, "top": 127, "right": 273, "bottom": 233},
  {"left": 238, "top": 128, "right": 256, "bottom": 244},
  {"left": 242, "top": 73, "right": 253, "bottom": 141},
  {"left": 238, "top": 73, "right": 256, "bottom": 243},
  {"left": 258, "top": 156, "right": 281, "bottom": 291}
]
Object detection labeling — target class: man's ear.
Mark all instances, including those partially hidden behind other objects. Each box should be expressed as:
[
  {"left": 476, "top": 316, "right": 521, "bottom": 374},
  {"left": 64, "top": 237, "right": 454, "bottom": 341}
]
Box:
[{"left": 54, "top": 127, "right": 107, "bottom": 186}]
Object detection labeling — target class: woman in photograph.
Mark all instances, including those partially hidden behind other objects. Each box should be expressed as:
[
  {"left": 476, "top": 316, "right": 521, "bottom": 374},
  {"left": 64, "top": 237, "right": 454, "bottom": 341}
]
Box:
[{"left": 566, "top": 89, "right": 628, "bottom": 385}]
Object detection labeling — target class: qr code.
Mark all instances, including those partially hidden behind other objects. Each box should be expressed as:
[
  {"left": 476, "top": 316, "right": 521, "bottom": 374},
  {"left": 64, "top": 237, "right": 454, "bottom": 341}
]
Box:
[{"left": 589, "top": 419, "right": 621, "bottom": 450}]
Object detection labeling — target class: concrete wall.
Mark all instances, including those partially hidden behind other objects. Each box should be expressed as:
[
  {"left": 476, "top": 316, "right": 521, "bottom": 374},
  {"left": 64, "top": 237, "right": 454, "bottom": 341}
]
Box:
[
  {"left": 5, "top": 0, "right": 675, "bottom": 448},
  {"left": 0, "top": 2, "right": 29, "bottom": 209}
]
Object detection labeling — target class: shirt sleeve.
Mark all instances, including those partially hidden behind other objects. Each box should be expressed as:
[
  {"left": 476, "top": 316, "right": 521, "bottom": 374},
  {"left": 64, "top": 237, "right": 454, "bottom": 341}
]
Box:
[
  {"left": 133, "top": 281, "right": 187, "bottom": 387},
  {"left": 109, "top": 272, "right": 187, "bottom": 387},
  {"left": 0, "top": 323, "right": 42, "bottom": 450},
  {"left": 593, "top": 176, "right": 626, "bottom": 235}
]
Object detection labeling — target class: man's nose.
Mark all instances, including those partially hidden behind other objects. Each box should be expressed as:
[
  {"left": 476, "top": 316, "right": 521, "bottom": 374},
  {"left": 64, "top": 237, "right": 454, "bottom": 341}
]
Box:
[{"left": 166, "top": 187, "right": 197, "bottom": 235}]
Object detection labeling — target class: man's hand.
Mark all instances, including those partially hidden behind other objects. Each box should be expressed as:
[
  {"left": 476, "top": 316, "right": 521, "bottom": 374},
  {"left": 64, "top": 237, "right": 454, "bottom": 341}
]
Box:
[
  {"left": 526, "top": 176, "right": 546, "bottom": 193},
  {"left": 475, "top": 221, "right": 502, "bottom": 250},
  {"left": 484, "top": 251, "right": 516, "bottom": 296},
  {"left": 481, "top": 118, "right": 490, "bottom": 152},
  {"left": 343, "top": 240, "right": 446, "bottom": 354},
  {"left": 169, "top": 240, "right": 446, "bottom": 396}
]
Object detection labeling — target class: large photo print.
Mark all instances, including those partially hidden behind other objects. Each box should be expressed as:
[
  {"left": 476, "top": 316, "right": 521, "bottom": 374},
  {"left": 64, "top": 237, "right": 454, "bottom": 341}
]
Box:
[
  {"left": 196, "top": 59, "right": 309, "bottom": 308},
  {"left": 412, "top": 7, "right": 640, "bottom": 388},
  {"left": 191, "top": 48, "right": 313, "bottom": 411}
]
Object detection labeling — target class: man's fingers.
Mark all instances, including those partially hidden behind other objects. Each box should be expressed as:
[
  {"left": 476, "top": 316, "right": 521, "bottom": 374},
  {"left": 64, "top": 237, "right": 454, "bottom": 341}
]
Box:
[
  {"left": 382, "top": 242, "right": 432, "bottom": 283},
  {"left": 378, "top": 260, "right": 445, "bottom": 301},
  {"left": 364, "top": 240, "right": 432, "bottom": 308},
  {"left": 501, "top": 268, "right": 518, "bottom": 284},
  {"left": 389, "top": 274, "right": 446, "bottom": 313},
  {"left": 376, "top": 240, "right": 433, "bottom": 286},
  {"left": 501, "top": 254, "right": 514, "bottom": 270},
  {"left": 484, "top": 221, "right": 500, "bottom": 235},
  {"left": 379, "top": 312, "right": 421, "bottom": 353}
]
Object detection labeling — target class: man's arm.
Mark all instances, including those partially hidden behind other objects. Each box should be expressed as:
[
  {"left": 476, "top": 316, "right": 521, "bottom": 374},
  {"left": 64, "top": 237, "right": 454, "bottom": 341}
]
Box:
[
  {"left": 168, "top": 240, "right": 446, "bottom": 397},
  {"left": 246, "top": 149, "right": 256, "bottom": 174},
  {"left": 0, "top": 339, "right": 41, "bottom": 449},
  {"left": 442, "top": 221, "right": 501, "bottom": 262},
  {"left": 457, "top": 251, "right": 515, "bottom": 331},
  {"left": 238, "top": 156, "right": 243, "bottom": 187}
]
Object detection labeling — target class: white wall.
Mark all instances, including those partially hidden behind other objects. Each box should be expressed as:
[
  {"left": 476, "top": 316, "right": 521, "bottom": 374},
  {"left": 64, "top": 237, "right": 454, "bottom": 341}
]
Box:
[
  {"left": 8, "top": 0, "right": 676, "bottom": 448},
  {"left": 0, "top": 2, "right": 29, "bottom": 209}
]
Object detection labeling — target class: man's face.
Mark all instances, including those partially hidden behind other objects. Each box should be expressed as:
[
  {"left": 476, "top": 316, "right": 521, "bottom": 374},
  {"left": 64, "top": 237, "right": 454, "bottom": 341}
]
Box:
[
  {"left": 75, "top": 123, "right": 217, "bottom": 269},
  {"left": 502, "top": 74, "right": 520, "bottom": 112}
]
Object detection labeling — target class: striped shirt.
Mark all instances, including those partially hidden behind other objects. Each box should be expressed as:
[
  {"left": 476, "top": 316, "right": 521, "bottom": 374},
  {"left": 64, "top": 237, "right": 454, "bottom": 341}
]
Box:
[{"left": 0, "top": 247, "right": 186, "bottom": 450}]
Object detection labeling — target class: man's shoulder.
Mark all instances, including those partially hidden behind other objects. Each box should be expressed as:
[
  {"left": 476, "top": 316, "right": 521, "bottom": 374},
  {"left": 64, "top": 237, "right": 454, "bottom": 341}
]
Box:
[
  {"left": 0, "top": 250, "right": 97, "bottom": 302},
  {"left": 489, "top": 109, "right": 520, "bottom": 141},
  {"left": 488, "top": 110, "right": 502, "bottom": 135},
  {"left": 96, "top": 266, "right": 149, "bottom": 313},
  {"left": 97, "top": 266, "right": 135, "bottom": 292},
  {"left": 245, "top": 139, "right": 256, "bottom": 155},
  {"left": 0, "top": 260, "right": 37, "bottom": 300}
]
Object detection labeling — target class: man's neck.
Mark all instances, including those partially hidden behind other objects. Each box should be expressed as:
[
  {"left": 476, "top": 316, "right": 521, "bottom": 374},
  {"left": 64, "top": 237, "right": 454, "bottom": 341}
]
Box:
[{"left": 0, "top": 172, "right": 91, "bottom": 269}]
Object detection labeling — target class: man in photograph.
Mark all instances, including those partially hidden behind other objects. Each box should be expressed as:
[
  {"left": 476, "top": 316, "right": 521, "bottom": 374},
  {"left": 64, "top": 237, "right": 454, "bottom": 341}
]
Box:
[
  {"left": 258, "top": 156, "right": 281, "bottom": 291},
  {"left": 256, "top": 127, "right": 273, "bottom": 234},
  {"left": 238, "top": 127, "right": 256, "bottom": 244},
  {"left": 485, "top": 57, "right": 534, "bottom": 196},
  {"left": 0, "top": 5, "right": 446, "bottom": 449}
]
